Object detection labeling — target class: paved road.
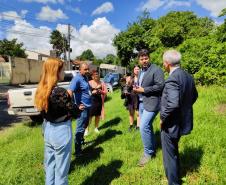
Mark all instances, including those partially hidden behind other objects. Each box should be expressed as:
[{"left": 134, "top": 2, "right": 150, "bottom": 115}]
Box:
[{"left": 0, "top": 84, "right": 30, "bottom": 130}]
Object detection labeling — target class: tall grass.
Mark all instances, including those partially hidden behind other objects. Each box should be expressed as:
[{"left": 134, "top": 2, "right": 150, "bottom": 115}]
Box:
[{"left": 0, "top": 86, "right": 226, "bottom": 185}]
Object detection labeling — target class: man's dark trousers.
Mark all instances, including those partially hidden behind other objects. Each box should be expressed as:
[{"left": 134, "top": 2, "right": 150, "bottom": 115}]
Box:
[
  {"left": 75, "top": 108, "right": 90, "bottom": 155},
  {"left": 161, "top": 130, "right": 180, "bottom": 185}
]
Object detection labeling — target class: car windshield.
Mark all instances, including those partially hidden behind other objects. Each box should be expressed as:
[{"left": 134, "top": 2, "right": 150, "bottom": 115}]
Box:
[
  {"left": 103, "top": 73, "right": 120, "bottom": 83},
  {"left": 103, "top": 74, "right": 112, "bottom": 83},
  {"left": 112, "top": 73, "right": 119, "bottom": 79}
]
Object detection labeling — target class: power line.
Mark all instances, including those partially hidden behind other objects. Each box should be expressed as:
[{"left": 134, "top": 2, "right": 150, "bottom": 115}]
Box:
[
  {"left": 0, "top": 21, "right": 51, "bottom": 33},
  {"left": 0, "top": 2, "right": 71, "bottom": 39},
  {"left": 0, "top": 25, "right": 51, "bottom": 37},
  {"left": 0, "top": 11, "right": 56, "bottom": 26},
  {"left": 0, "top": 3, "right": 68, "bottom": 25},
  {"left": 0, "top": 20, "right": 52, "bottom": 33},
  {"left": 0, "top": 3, "right": 45, "bottom": 23},
  {"left": 0, "top": 27, "right": 51, "bottom": 39},
  {"left": 0, "top": 14, "right": 70, "bottom": 39}
]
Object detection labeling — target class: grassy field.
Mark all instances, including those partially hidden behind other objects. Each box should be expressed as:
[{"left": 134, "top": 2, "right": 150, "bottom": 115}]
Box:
[
  {"left": 0, "top": 77, "right": 10, "bottom": 84},
  {"left": 0, "top": 86, "right": 226, "bottom": 185}
]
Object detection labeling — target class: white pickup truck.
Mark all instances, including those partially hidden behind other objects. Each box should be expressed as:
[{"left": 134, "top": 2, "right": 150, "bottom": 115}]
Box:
[{"left": 7, "top": 71, "right": 77, "bottom": 122}]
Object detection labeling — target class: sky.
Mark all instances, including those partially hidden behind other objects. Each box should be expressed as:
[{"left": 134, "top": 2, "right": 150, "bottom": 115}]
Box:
[{"left": 0, "top": 0, "right": 225, "bottom": 59}]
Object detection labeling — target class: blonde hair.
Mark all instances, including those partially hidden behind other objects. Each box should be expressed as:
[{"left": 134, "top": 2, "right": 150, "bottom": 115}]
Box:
[{"left": 35, "top": 58, "right": 64, "bottom": 112}]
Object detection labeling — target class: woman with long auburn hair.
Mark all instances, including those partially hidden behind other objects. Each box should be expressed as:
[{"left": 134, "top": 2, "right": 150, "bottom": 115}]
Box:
[
  {"left": 35, "top": 58, "right": 64, "bottom": 111},
  {"left": 35, "top": 58, "right": 79, "bottom": 185}
]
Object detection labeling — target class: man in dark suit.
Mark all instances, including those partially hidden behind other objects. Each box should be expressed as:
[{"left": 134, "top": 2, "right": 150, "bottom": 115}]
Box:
[
  {"left": 160, "top": 50, "right": 198, "bottom": 185},
  {"left": 133, "top": 49, "right": 164, "bottom": 167}
]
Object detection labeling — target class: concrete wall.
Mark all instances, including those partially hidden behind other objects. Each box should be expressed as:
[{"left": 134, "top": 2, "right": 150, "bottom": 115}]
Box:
[
  {"left": 3, "top": 57, "right": 99, "bottom": 85},
  {"left": 29, "top": 59, "right": 44, "bottom": 83},
  {"left": 10, "top": 57, "right": 44, "bottom": 85}
]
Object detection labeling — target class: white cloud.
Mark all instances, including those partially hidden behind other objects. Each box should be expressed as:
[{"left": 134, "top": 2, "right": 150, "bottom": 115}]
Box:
[
  {"left": 4, "top": 17, "right": 119, "bottom": 59},
  {"left": 138, "top": 0, "right": 192, "bottom": 11},
  {"left": 21, "top": 0, "right": 64, "bottom": 4},
  {"left": 66, "top": 6, "right": 82, "bottom": 14},
  {"left": 21, "top": 10, "right": 29, "bottom": 18},
  {"left": 138, "top": 0, "right": 165, "bottom": 12},
  {"left": 0, "top": 11, "right": 21, "bottom": 21},
  {"left": 0, "top": 10, "right": 28, "bottom": 21},
  {"left": 164, "top": 0, "right": 191, "bottom": 9},
  {"left": 57, "top": 17, "right": 120, "bottom": 58},
  {"left": 5, "top": 19, "right": 52, "bottom": 54},
  {"left": 195, "top": 0, "right": 226, "bottom": 17},
  {"left": 92, "top": 2, "right": 114, "bottom": 16},
  {"left": 36, "top": 6, "right": 68, "bottom": 22}
]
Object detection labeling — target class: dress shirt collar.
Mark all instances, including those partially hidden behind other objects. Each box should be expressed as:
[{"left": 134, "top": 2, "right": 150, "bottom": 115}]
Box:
[
  {"left": 169, "top": 66, "right": 180, "bottom": 75},
  {"left": 141, "top": 63, "right": 151, "bottom": 72}
]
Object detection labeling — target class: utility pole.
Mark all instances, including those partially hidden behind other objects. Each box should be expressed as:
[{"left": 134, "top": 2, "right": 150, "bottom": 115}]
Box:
[
  {"left": 67, "top": 24, "right": 71, "bottom": 70},
  {"left": 63, "top": 34, "right": 67, "bottom": 63}
]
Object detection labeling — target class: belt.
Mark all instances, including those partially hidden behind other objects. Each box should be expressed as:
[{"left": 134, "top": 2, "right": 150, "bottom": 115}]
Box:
[
  {"left": 55, "top": 115, "right": 69, "bottom": 122},
  {"left": 46, "top": 115, "right": 70, "bottom": 124}
]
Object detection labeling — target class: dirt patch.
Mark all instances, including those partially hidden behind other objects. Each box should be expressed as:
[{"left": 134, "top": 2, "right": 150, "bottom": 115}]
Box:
[{"left": 215, "top": 103, "right": 226, "bottom": 115}]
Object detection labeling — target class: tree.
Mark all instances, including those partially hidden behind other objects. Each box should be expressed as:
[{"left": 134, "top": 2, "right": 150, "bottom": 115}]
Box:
[
  {"left": 93, "top": 58, "right": 103, "bottom": 66},
  {"left": 217, "top": 8, "right": 226, "bottom": 43},
  {"left": 0, "top": 39, "right": 27, "bottom": 59},
  {"left": 151, "top": 11, "right": 214, "bottom": 47},
  {"left": 113, "top": 11, "right": 214, "bottom": 66},
  {"left": 113, "top": 13, "right": 155, "bottom": 66},
  {"left": 78, "top": 49, "right": 95, "bottom": 61},
  {"left": 219, "top": 8, "right": 226, "bottom": 17},
  {"left": 216, "top": 21, "right": 226, "bottom": 42},
  {"left": 103, "top": 54, "right": 120, "bottom": 65},
  {"left": 50, "top": 30, "right": 68, "bottom": 57}
]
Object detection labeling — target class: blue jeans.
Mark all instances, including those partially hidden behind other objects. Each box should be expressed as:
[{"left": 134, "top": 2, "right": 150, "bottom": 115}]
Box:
[
  {"left": 75, "top": 108, "right": 90, "bottom": 154},
  {"left": 43, "top": 120, "right": 72, "bottom": 185},
  {"left": 139, "top": 103, "right": 157, "bottom": 156}
]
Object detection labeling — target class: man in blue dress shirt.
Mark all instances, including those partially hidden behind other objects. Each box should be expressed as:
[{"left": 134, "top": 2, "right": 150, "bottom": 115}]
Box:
[{"left": 68, "top": 62, "right": 91, "bottom": 156}]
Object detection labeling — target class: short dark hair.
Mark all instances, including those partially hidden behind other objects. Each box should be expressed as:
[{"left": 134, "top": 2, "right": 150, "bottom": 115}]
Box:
[{"left": 138, "top": 49, "right": 149, "bottom": 58}]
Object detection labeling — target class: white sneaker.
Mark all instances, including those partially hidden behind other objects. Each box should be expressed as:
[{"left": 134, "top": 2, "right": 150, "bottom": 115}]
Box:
[
  {"left": 94, "top": 128, "right": 100, "bottom": 134},
  {"left": 84, "top": 129, "right": 89, "bottom": 136}
]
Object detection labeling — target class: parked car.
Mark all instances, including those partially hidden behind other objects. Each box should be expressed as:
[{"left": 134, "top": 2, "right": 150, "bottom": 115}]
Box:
[
  {"left": 103, "top": 72, "right": 122, "bottom": 92},
  {"left": 7, "top": 71, "right": 74, "bottom": 122}
]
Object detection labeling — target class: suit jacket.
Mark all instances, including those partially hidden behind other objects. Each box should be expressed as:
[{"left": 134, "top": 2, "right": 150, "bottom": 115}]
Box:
[
  {"left": 139, "top": 63, "right": 165, "bottom": 112},
  {"left": 160, "top": 68, "right": 198, "bottom": 138}
]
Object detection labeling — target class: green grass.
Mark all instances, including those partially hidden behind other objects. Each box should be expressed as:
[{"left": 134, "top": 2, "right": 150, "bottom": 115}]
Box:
[
  {"left": 0, "top": 86, "right": 226, "bottom": 185},
  {"left": 0, "top": 78, "right": 10, "bottom": 84}
]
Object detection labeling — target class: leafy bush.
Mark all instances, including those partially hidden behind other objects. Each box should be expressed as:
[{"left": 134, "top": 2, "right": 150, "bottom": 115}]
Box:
[{"left": 179, "top": 37, "right": 226, "bottom": 85}]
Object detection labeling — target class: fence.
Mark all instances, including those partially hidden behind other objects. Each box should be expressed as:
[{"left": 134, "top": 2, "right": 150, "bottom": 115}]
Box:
[{"left": 0, "top": 62, "right": 11, "bottom": 84}]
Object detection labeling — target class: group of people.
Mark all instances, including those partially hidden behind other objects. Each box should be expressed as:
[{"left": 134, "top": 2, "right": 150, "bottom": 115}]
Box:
[{"left": 35, "top": 48, "right": 198, "bottom": 185}]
